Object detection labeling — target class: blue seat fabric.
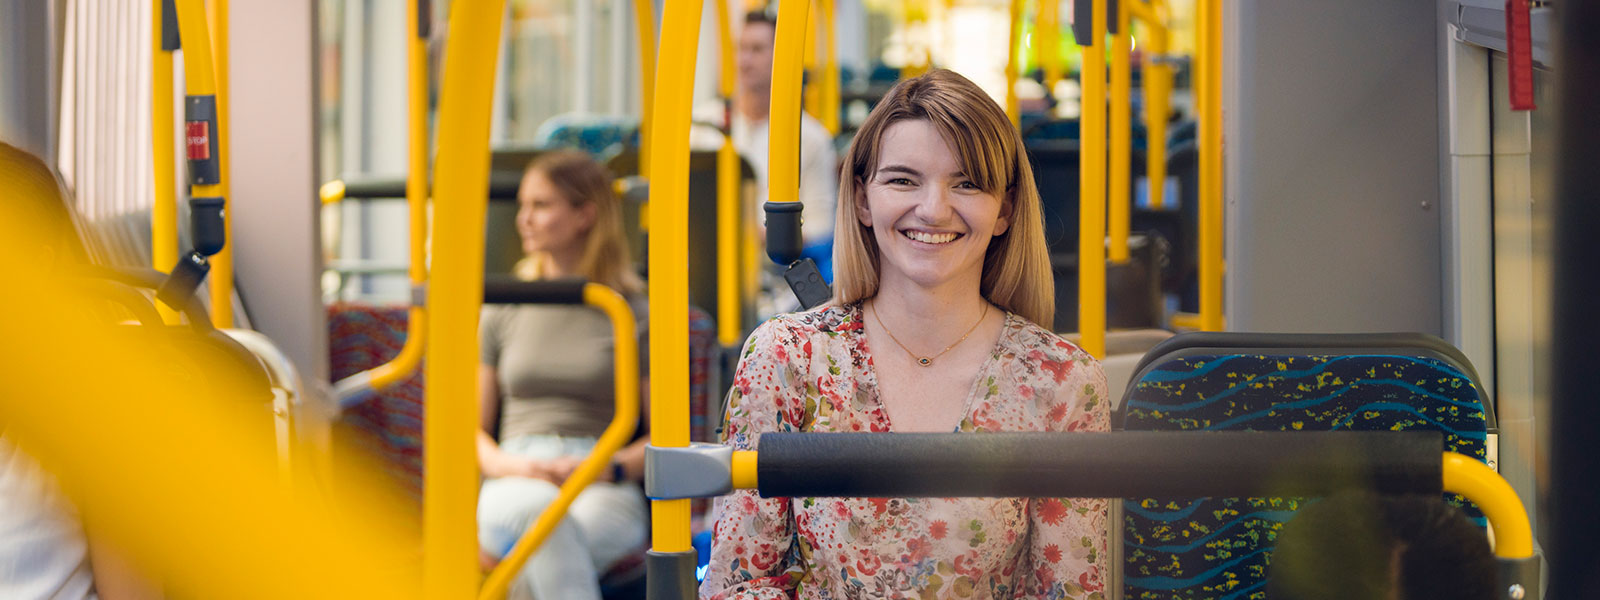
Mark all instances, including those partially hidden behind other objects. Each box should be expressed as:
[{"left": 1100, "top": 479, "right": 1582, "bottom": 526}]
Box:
[{"left": 1120, "top": 353, "right": 1489, "bottom": 600}]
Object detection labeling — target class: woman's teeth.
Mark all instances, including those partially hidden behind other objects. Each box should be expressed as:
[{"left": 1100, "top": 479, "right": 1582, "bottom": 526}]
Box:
[{"left": 902, "top": 230, "right": 959, "bottom": 244}]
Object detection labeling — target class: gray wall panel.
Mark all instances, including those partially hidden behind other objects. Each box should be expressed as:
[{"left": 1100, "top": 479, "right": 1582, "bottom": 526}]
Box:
[
  {"left": 228, "top": 0, "right": 326, "bottom": 382},
  {"left": 1227, "top": 0, "right": 1443, "bottom": 334}
]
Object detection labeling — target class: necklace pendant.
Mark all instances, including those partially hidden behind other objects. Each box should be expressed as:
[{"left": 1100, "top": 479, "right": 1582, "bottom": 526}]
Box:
[{"left": 917, "top": 357, "right": 932, "bottom": 366}]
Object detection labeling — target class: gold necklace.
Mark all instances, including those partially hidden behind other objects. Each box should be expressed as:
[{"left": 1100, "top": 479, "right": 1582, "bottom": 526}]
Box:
[{"left": 869, "top": 301, "right": 989, "bottom": 367}]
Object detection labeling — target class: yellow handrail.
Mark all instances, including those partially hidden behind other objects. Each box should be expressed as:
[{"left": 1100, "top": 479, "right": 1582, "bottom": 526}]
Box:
[
  {"left": 479, "top": 284, "right": 640, "bottom": 600},
  {"left": 820, "top": 0, "right": 840, "bottom": 135},
  {"left": 171, "top": 0, "right": 224, "bottom": 318},
  {"left": 648, "top": 0, "right": 704, "bottom": 558},
  {"left": 152, "top": 0, "right": 179, "bottom": 324},
  {"left": 1108, "top": 0, "right": 1132, "bottom": 264},
  {"left": 1138, "top": 0, "right": 1170, "bottom": 210},
  {"left": 1038, "top": 0, "right": 1062, "bottom": 95},
  {"left": 1198, "top": 0, "right": 1223, "bottom": 331},
  {"left": 715, "top": 0, "right": 743, "bottom": 348},
  {"left": 1441, "top": 453, "right": 1533, "bottom": 558},
  {"left": 424, "top": 0, "right": 508, "bottom": 597},
  {"left": 1003, "top": 0, "right": 1022, "bottom": 126},
  {"left": 204, "top": 0, "right": 234, "bottom": 328},
  {"left": 804, "top": 1, "right": 820, "bottom": 122},
  {"left": 1078, "top": 0, "right": 1107, "bottom": 359},
  {"left": 376, "top": 0, "right": 433, "bottom": 391},
  {"left": 633, "top": 0, "right": 657, "bottom": 176}
]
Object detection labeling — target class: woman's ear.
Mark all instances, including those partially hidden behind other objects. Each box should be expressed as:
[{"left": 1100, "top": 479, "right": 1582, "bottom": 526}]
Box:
[
  {"left": 854, "top": 186, "right": 872, "bottom": 227},
  {"left": 992, "top": 191, "right": 1014, "bottom": 236},
  {"left": 579, "top": 202, "right": 599, "bottom": 232}
]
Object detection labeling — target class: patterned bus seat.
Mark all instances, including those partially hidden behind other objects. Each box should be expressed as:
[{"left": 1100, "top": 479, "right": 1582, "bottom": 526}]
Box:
[{"left": 1118, "top": 332, "right": 1492, "bottom": 600}]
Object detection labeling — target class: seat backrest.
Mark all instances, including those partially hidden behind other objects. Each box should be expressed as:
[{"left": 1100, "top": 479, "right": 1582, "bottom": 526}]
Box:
[{"left": 1118, "top": 332, "right": 1491, "bottom": 600}]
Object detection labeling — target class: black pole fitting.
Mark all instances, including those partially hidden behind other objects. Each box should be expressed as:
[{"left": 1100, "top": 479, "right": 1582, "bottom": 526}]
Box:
[
  {"left": 190, "top": 196, "right": 226, "bottom": 256},
  {"left": 156, "top": 251, "right": 210, "bottom": 309},
  {"left": 763, "top": 201, "right": 805, "bottom": 265}
]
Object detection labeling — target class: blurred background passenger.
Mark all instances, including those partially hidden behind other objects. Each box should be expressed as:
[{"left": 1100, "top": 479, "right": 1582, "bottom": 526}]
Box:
[
  {"left": 692, "top": 10, "right": 839, "bottom": 314},
  {"left": 1268, "top": 492, "right": 1497, "bottom": 600},
  {"left": 475, "top": 150, "right": 649, "bottom": 600}
]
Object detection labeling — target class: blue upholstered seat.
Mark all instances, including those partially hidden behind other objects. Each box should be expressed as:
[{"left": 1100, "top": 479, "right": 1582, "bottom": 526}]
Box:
[{"left": 1118, "top": 333, "right": 1493, "bottom": 600}]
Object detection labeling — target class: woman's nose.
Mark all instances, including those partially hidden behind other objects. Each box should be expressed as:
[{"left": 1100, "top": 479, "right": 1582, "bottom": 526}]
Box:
[{"left": 913, "top": 186, "right": 956, "bottom": 223}]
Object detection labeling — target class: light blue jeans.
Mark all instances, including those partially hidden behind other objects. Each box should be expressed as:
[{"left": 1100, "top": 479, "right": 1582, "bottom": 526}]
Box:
[{"left": 478, "top": 435, "right": 647, "bottom": 600}]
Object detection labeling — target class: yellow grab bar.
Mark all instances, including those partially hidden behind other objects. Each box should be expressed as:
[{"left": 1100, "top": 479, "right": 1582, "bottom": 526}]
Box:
[
  {"left": 1004, "top": 0, "right": 1022, "bottom": 126},
  {"left": 1441, "top": 453, "right": 1534, "bottom": 559},
  {"left": 821, "top": 0, "right": 840, "bottom": 135},
  {"left": 1140, "top": 0, "right": 1170, "bottom": 210},
  {"left": 424, "top": 0, "right": 508, "bottom": 597},
  {"left": 1078, "top": 0, "right": 1107, "bottom": 359},
  {"left": 1038, "top": 0, "right": 1062, "bottom": 95},
  {"left": 647, "top": 0, "right": 705, "bottom": 558},
  {"left": 1108, "top": 0, "right": 1132, "bottom": 264},
  {"left": 634, "top": 0, "right": 657, "bottom": 175},
  {"left": 152, "top": 0, "right": 179, "bottom": 324},
  {"left": 172, "top": 0, "right": 229, "bottom": 324},
  {"left": 479, "top": 284, "right": 640, "bottom": 600},
  {"left": 714, "top": 0, "right": 743, "bottom": 348},
  {"left": 203, "top": 0, "right": 235, "bottom": 328},
  {"left": 1198, "top": 0, "right": 1223, "bottom": 331}
]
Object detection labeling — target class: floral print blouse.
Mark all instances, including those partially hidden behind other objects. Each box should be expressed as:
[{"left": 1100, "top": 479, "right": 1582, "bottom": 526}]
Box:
[{"left": 701, "top": 304, "right": 1110, "bottom": 600}]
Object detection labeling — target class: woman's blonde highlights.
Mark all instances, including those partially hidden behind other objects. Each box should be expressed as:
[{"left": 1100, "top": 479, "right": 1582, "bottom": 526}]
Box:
[{"left": 831, "top": 69, "right": 1055, "bottom": 329}]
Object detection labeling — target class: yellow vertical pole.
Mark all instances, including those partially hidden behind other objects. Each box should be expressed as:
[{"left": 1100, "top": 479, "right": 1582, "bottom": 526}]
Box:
[
  {"left": 1198, "top": 0, "right": 1223, "bottom": 331},
  {"left": 804, "top": 0, "right": 820, "bottom": 121},
  {"left": 1078, "top": 0, "right": 1106, "bottom": 359},
  {"left": 634, "top": 0, "right": 657, "bottom": 176},
  {"left": 1142, "top": 0, "right": 1169, "bottom": 210},
  {"left": 399, "top": 0, "right": 431, "bottom": 381},
  {"left": 648, "top": 0, "right": 705, "bottom": 558},
  {"left": 821, "top": 0, "right": 840, "bottom": 135},
  {"left": 1039, "top": 0, "right": 1062, "bottom": 95},
  {"left": 1004, "top": 0, "right": 1023, "bottom": 127},
  {"left": 715, "top": 0, "right": 742, "bottom": 348},
  {"left": 423, "top": 1, "right": 507, "bottom": 597},
  {"left": 1108, "top": 0, "right": 1131, "bottom": 263},
  {"left": 152, "top": 0, "right": 179, "bottom": 324},
  {"left": 204, "top": 0, "right": 234, "bottom": 328}
]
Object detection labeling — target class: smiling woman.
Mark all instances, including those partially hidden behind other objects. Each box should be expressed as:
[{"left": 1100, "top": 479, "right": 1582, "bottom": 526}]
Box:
[{"left": 701, "top": 70, "right": 1110, "bottom": 600}]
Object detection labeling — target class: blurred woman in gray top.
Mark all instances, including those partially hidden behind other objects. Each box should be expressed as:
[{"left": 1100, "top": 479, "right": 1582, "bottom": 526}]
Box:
[{"left": 476, "top": 150, "right": 649, "bottom": 600}]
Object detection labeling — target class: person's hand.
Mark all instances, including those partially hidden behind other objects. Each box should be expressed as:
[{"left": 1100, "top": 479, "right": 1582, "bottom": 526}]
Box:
[
  {"left": 486, "top": 453, "right": 563, "bottom": 483},
  {"left": 546, "top": 456, "right": 616, "bottom": 483}
]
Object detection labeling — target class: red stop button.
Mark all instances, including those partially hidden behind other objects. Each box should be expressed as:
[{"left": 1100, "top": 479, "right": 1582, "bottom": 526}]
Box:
[{"left": 186, "top": 121, "right": 211, "bottom": 160}]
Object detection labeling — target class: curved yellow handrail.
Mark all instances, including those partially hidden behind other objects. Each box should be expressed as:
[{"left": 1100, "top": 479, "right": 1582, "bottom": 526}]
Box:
[
  {"left": 1078, "top": 0, "right": 1107, "bottom": 359},
  {"left": 152, "top": 0, "right": 179, "bottom": 324},
  {"left": 479, "top": 284, "right": 640, "bottom": 600},
  {"left": 1441, "top": 453, "right": 1534, "bottom": 559},
  {"left": 1108, "top": 0, "right": 1132, "bottom": 264},
  {"left": 424, "top": 0, "right": 508, "bottom": 596},
  {"left": 648, "top": 0, "right": 705, "bottom": 557}
]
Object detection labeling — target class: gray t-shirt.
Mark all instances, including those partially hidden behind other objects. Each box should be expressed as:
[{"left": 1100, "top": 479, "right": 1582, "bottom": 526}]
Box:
[{"left": 479, "top": 297, "right": 647, "bottom": 441}]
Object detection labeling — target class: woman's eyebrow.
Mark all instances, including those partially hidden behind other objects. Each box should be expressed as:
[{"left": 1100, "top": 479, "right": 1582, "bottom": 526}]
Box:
[{"left": 875, "top": 165, "right": 922, "bottom": 177}]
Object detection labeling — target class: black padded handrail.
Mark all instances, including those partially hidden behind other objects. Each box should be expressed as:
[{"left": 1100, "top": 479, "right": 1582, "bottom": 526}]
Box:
[
  {"left": 756, "top": 431, "right": 1443, "bottom": 499},
  {"left": 337, "top": 172, "right": 523, "bottom": 201},
  {"left": 482, "top": 276, "right": 588, "bottom": 305}
]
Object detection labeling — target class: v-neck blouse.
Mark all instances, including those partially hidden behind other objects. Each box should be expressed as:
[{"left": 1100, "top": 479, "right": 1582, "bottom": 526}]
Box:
[{"left": 701, "top": 304, "right": 1110, "bottom": 600}]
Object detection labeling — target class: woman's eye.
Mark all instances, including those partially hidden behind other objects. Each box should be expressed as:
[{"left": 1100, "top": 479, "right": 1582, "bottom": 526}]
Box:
[
  {"left": 954, "top": 181, "right": 979, "bottom": 190},
  {"left": 885, "top": 177, "right": 914, "bottom": 186}
]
